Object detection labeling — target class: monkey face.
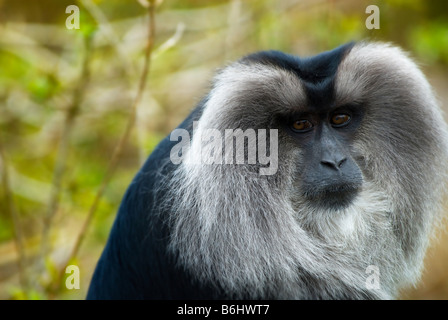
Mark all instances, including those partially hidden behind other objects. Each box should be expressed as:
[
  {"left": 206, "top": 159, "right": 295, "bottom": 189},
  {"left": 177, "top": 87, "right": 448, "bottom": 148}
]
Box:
[{"left": 286, "top": 105, "right": 365, "bottom": 210}]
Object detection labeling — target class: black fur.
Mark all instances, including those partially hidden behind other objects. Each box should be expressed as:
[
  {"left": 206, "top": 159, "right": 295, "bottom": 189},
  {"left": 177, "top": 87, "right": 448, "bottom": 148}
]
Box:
[
  {"left": 242, "top": 42, "right": 355, "bottom": 110},
  {"left": 85, "top": 103, "right": 222, "bottom": 299}
]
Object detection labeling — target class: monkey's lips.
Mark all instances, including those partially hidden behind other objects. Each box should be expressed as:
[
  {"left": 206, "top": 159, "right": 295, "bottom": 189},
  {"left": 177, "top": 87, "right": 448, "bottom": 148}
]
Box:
[{"left": 304, "top": 182, "right": 361, "bottom": 210}]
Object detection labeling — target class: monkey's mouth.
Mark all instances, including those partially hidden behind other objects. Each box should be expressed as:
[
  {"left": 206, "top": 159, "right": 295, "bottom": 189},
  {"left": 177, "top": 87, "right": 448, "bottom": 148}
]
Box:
[{"left": 303, "top": 183, "right": 361, "bottom": 210}]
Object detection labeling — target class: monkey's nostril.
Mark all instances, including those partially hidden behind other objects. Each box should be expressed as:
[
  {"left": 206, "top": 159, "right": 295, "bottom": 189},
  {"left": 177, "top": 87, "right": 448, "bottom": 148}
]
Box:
[{"left": 337, "top": 158, "right": 347, "bottom": 168}]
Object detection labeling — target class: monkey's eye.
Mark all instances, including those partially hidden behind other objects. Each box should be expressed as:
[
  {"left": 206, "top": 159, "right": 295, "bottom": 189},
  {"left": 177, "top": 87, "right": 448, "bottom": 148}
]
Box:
[
  {"left": 291, "top": 119, "right": 313, "bottom": 132},
  {"left": 330, "top": 114, "right": 351, "bottom": 127}
]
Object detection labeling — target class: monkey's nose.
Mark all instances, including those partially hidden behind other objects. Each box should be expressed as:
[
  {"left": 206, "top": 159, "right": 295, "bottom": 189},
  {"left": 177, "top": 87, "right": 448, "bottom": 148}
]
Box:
[{"left": 320, "top": 157, "right": 347, "bottom": 170}]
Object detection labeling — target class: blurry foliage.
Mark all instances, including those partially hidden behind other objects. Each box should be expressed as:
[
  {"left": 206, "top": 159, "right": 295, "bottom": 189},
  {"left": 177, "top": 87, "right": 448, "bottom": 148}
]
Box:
[{"left": 0, "top": 0, "right": 447, "bottom": 300}]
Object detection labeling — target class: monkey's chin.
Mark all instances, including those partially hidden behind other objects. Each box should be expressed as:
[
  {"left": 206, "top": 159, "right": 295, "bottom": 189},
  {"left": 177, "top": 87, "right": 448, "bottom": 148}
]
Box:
[{"left": 305, "top": 184, "right": 360, "bottom": 210}]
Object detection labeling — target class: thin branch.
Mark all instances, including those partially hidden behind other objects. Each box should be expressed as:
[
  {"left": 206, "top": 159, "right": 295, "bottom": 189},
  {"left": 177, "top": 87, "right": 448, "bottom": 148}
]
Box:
[
  {"left": 80, "top": 0, "right": 136, "bottom": 76},
  {"left": 39, "top": 34, "right": 93, "bottom": 269},
  {"left": 50, "top": 0, "right": 157, "bottom": 293},
  {"left": 136, "top": 21, "right": 185, "bottom": 163},
  {"left": 152, "top": 22, "right": 185, "bottom": 59},
  {"left": 0, "top": 141, "right": 28, "bottom": 292}
]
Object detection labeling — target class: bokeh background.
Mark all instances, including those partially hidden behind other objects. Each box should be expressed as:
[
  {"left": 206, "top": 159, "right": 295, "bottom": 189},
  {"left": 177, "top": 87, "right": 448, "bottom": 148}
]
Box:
[{"left": 0, "top": 0, "right": 447, "bottom": 300}]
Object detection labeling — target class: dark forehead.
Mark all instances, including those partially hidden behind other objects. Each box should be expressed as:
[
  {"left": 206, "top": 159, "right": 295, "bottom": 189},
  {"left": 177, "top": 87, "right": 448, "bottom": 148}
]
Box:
[{"left": 240, "top": 43, "right": 355, "bottom": 109}]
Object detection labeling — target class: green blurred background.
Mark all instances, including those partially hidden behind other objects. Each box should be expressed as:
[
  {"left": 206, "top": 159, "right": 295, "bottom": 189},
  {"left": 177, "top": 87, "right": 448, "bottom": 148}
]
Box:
[{"left": 0, "top": 0, "right": 447, "bottom": 300}]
